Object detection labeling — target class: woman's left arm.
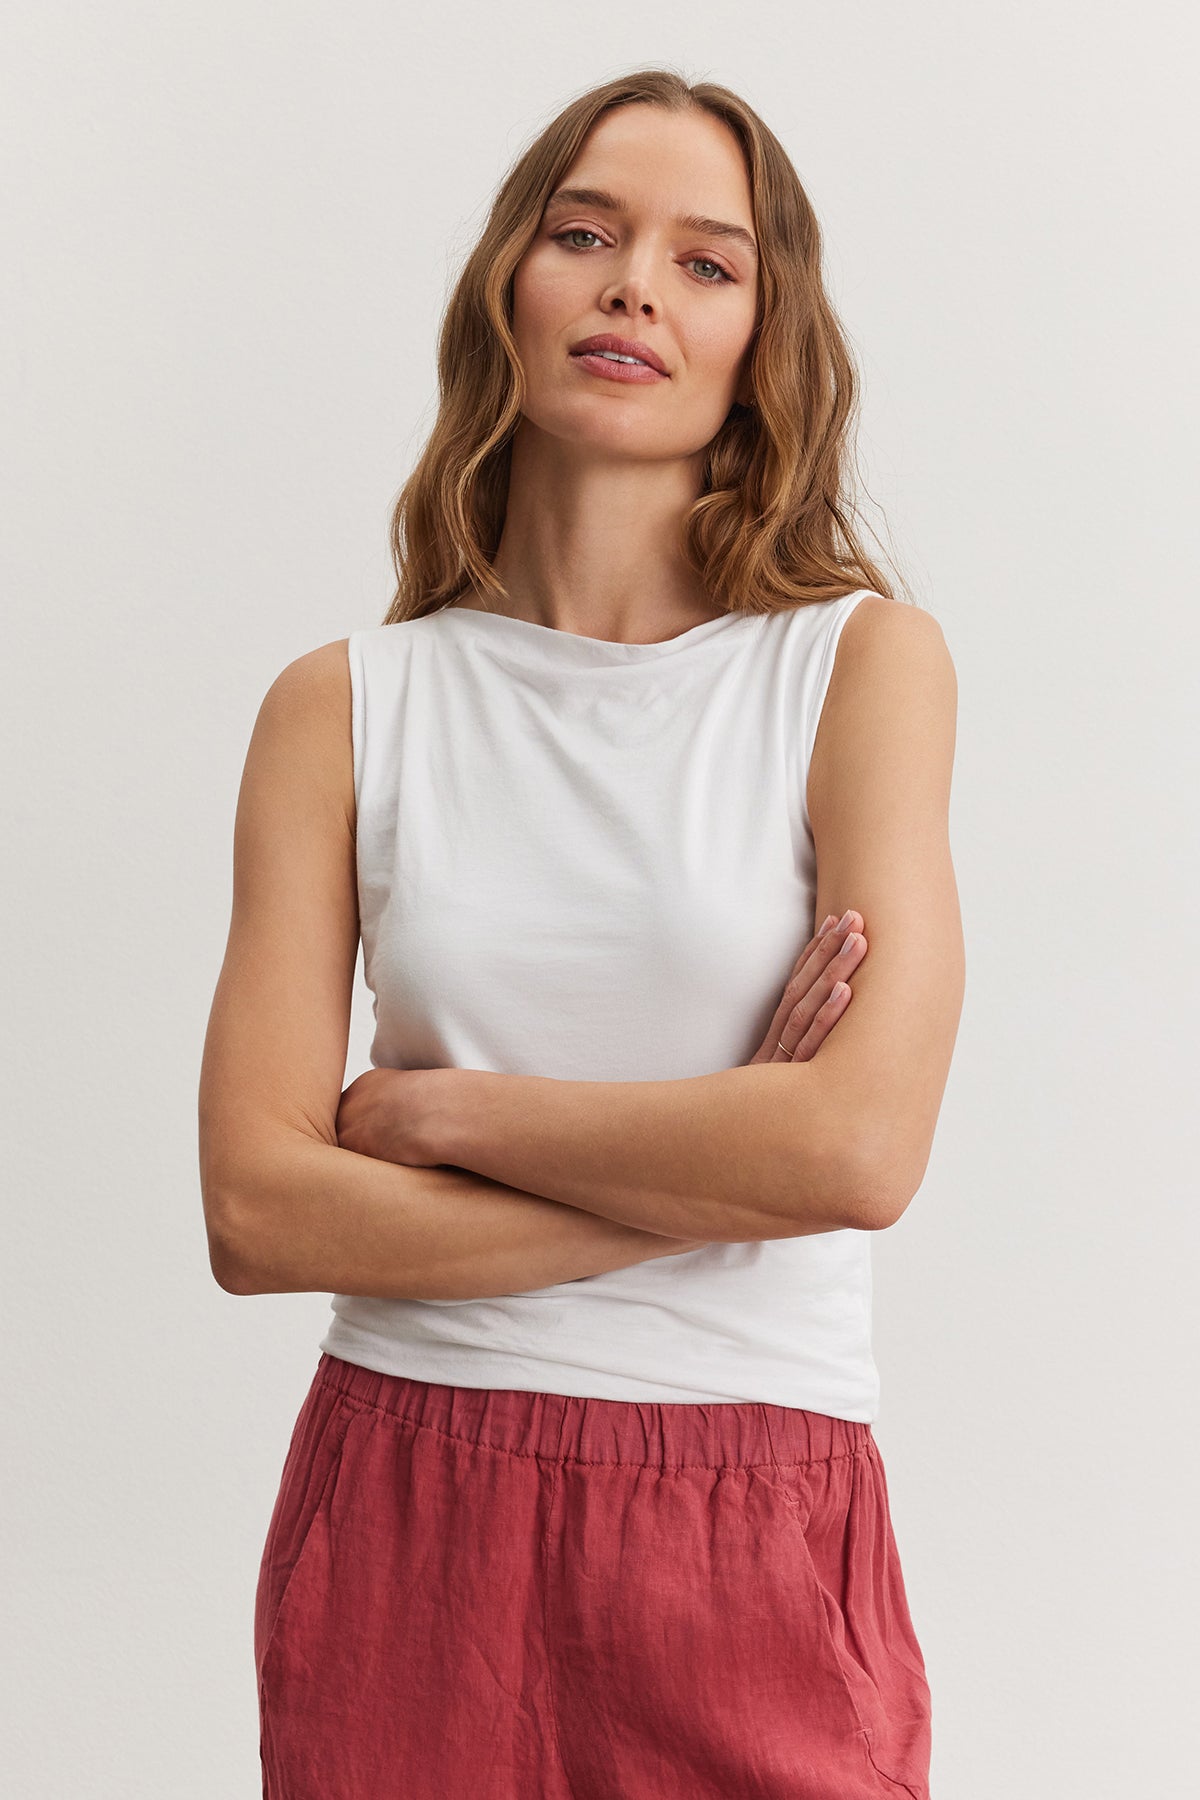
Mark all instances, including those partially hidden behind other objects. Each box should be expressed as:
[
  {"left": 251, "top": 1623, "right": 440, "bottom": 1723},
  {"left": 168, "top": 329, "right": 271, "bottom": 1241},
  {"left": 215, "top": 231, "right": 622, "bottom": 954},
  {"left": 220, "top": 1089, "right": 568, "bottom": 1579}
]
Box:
[{"left": 349, "top": 598, "right": 965, "bottom": 1244}]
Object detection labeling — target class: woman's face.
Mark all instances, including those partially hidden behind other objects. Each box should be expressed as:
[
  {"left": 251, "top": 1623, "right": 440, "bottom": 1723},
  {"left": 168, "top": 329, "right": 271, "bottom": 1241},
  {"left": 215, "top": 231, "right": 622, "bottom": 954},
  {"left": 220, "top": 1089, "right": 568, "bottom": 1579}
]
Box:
[{"left": 511, "top": 104, "right": 761, "bottom": 463}]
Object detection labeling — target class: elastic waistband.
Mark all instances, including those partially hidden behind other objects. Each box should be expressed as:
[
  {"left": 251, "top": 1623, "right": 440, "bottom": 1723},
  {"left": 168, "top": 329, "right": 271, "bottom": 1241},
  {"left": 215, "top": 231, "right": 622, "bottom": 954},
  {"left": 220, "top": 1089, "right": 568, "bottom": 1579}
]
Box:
[{"left": 315, "top": 1352, "right": 873, "bottom": 1472}]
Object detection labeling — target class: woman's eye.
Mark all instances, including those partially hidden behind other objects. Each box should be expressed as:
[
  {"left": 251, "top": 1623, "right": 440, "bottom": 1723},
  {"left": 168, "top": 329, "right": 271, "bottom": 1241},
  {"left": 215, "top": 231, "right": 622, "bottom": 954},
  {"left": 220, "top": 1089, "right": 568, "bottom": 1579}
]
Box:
[
  {"left": 550, "top": 230, "right": 733, "bottom": 284},
  {"left": 688, "top": 257, "right": 733, "bottom": 285}
]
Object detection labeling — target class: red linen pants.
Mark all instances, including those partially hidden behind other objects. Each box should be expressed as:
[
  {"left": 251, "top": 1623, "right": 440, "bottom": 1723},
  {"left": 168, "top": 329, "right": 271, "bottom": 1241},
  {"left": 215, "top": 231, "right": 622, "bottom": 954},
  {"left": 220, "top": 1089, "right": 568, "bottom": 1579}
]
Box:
[{"left": 255, "top": 1352, "right": 932, "bottom": 1798}]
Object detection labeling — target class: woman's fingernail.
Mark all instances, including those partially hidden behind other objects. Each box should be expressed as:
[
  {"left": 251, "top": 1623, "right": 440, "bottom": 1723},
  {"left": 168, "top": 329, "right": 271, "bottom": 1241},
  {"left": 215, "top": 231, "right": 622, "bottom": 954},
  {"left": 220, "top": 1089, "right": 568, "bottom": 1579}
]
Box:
[
  {"left": 836, "top": 909, "right": 854, "bottom": 931},
  {"left": 818, "top": 915, "right": 837, "bottom": 936}
]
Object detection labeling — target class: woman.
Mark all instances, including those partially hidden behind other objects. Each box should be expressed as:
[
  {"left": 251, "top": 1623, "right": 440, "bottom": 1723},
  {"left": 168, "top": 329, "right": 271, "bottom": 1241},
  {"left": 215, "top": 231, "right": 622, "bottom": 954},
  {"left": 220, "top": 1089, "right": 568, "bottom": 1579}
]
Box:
[{"left": 199, "top": 67, "right": 964, "bottom": 1800}]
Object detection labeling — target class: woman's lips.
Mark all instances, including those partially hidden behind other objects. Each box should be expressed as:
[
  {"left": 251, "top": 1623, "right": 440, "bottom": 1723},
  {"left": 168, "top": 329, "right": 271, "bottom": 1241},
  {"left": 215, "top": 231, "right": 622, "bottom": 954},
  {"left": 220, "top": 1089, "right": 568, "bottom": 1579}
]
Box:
[{"left": 569, "top": 351, "right": 668, "bottom": 384}]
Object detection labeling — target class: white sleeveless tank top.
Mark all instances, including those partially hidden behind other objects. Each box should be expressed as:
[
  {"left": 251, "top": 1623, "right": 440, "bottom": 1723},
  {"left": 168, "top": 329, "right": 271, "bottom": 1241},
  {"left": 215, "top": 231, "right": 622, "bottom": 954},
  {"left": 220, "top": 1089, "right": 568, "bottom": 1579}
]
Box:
[{"left": 320, "top": 587, "right": 882, "bottom": 1418}]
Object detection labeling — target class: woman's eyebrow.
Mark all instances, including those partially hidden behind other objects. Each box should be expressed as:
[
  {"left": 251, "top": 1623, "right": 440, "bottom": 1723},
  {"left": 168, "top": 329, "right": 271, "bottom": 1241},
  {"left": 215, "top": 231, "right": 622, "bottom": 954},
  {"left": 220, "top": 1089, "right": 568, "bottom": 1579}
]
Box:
[{"left": 545, "top": 186, "right": 759, "bottom": 263}]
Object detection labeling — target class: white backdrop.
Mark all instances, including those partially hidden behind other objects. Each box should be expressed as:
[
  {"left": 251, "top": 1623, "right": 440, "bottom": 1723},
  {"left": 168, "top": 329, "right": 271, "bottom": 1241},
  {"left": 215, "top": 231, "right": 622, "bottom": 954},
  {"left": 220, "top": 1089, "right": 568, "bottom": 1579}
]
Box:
[{"left": 4, "top": 4, "right": 1197, "bottom": 1794}]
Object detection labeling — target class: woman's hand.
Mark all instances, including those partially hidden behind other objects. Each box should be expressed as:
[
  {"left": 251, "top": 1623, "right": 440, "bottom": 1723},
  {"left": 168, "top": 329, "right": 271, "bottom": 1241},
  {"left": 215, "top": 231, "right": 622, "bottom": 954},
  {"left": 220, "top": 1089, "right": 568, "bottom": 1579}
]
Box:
[
  {"left": 336, "top": 1068, "right": 708, "bottom": 1260},
  {"left": 747, "top": 910, "right": 867, "bottom": 1064},
  {"left": 335, "top": 1066, "right": 448, "bottom": 1166}
]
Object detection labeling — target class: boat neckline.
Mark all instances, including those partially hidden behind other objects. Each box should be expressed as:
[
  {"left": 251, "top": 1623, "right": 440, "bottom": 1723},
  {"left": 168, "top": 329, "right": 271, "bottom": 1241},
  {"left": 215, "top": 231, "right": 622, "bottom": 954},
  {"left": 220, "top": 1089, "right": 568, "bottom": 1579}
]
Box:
[{"left": 428, "top": 603, "right": 767, "bottom": 658}]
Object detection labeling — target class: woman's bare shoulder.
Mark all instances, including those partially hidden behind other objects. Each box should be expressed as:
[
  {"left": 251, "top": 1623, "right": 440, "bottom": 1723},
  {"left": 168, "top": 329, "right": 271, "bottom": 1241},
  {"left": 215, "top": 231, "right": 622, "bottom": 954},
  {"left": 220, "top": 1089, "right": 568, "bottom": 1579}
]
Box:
[
  {"left": 250, "top": 637, "right": 355, "bottom": 826},
  {"left": 264, "top": 636, "right": 352, "bottom": 706}
]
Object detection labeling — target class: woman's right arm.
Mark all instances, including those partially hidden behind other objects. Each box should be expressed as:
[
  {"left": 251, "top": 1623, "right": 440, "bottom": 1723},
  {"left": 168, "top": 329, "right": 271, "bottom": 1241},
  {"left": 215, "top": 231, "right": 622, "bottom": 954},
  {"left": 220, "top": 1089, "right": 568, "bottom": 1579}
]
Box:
[{"left": 197, "top": 639, "right": 701, "bottom": 1300}]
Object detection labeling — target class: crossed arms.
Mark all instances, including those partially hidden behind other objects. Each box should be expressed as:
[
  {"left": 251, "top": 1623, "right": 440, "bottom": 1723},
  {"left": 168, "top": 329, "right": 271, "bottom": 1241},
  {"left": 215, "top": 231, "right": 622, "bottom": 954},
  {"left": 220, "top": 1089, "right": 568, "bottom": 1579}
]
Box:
[{"left": 198, "top": 598, "right": 963, "bottom": 1299}]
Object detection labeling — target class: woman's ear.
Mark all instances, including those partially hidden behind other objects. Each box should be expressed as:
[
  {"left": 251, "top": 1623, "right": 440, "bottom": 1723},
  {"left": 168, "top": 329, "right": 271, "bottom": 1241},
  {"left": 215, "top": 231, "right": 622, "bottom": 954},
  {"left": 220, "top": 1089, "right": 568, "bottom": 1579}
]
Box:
[{"left": 733, "top": 370, "right": 756, "bottom": 410}]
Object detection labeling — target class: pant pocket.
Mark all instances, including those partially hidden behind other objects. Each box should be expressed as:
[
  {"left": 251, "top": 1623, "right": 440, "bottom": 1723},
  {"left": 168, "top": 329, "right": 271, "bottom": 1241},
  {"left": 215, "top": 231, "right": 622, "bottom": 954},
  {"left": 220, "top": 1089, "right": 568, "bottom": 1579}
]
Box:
[
  {"left": 253, "top": 1378, "right": 361, "bottom": 1683},
  {"left": 772, "top": 1442, "right": 932, "bottom": 1799}
]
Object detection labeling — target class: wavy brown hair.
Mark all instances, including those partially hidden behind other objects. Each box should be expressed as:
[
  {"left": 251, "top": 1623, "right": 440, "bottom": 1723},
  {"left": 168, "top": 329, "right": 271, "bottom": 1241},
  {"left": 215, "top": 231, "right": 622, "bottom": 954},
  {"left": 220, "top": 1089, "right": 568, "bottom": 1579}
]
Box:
[{"left": 383, "top": 67, "right": 907, "bottom": 625}]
